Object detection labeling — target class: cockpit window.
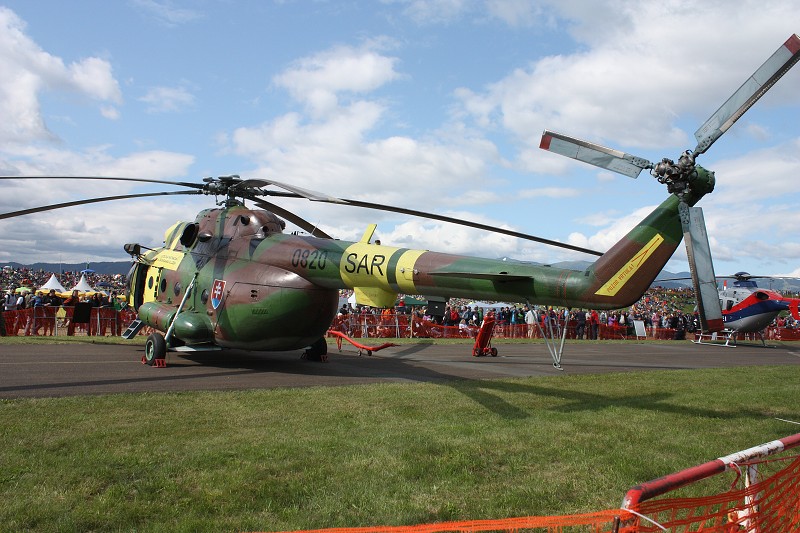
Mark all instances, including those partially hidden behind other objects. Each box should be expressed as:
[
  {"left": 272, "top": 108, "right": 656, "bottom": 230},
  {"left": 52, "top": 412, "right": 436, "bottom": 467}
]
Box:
[{"left": 180, "top": 223, "right": 200, "bottom": 247}]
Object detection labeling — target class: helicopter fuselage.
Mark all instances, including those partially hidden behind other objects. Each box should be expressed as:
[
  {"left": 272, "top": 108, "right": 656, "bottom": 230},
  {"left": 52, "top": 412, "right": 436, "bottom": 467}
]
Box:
[
  {"left": 126, "top": 183, "right": 704, "bottom": 352},
  {"left": 718, "top": 281, "right": 792, "bottom": 333}
]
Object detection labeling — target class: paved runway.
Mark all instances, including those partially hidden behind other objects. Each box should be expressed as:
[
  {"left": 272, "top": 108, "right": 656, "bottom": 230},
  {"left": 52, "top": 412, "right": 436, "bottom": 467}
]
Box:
[{"left": 1, "top": 340, "right": 799, "bottom": 398}]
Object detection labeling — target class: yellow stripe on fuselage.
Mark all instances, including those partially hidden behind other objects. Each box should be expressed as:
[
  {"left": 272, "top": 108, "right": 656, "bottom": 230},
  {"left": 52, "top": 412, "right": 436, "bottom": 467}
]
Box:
[
  {"left": 595, "top": 233, "right": 664, "bottom": 296},
  {"left": 339, "top": 243, "right": 425, "bottom": 293},
  {"left": 395, "top": 249, "right": 425, "bottom": 294}
]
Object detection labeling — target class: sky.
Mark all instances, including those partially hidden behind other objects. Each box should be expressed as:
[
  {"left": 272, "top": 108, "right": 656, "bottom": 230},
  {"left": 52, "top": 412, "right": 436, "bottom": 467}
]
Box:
[{"left": 0, "top": 0, "right": 799, "bottom": 278}]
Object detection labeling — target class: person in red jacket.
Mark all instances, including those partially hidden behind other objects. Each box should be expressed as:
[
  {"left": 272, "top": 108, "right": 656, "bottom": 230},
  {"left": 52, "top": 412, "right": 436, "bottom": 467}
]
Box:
[{"left": 590, "top": 309, "right": 600, "bottom": 340}]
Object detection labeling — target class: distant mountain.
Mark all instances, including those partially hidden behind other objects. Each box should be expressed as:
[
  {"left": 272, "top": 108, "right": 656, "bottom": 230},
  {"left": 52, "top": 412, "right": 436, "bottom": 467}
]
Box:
[{"left": 3, "top": 261, "right": 132, "bottom": 276}]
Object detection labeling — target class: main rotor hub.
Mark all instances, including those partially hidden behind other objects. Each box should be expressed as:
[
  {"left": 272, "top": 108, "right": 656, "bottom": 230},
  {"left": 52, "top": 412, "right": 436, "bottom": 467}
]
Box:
[
  {"left": 203, "top": 175, "right": 247, "bottom": 207},
  {"left": 650, "top": 150, "right": 698, "bottom": 200}
]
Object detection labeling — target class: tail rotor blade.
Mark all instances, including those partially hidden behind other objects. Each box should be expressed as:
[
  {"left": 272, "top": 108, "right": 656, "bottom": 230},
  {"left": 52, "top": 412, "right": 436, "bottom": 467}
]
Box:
[
  {"left": 540, "top": 130, "right": 653, "bottom": 178},
  {"left": 694, "top": 34, "right": 800, "bottom": 155},
  {"left": 679, "top": 203, "right": 724, "bottom": 332}
]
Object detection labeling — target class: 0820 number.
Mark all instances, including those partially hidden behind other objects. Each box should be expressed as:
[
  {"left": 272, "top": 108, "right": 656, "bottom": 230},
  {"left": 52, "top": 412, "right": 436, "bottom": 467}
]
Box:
[{"left": 291, "top": 249, "right": 328, "bottom": 270}]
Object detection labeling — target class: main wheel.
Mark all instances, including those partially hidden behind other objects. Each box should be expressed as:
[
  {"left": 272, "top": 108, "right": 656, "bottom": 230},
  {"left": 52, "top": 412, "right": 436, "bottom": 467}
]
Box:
[
  {"left": 303, "top": 337, "right": 328, "bottom": 362},
  {"left": 490, "top": 347, "right": 498, "bottom": 357},
  {"left": 144, "top": 333, "right": 167, "bottom": 366}
]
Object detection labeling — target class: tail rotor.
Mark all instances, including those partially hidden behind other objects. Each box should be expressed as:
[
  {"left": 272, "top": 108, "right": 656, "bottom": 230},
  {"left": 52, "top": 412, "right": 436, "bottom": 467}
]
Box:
[{"left": 540, "top": 34, "right": 800, "bottom": 334}]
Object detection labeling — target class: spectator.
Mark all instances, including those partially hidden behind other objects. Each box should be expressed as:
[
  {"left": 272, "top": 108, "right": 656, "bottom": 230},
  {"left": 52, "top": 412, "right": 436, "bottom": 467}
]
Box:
[
  {"left": 4, "top": 289, "right": 17, "bottom": 311},
  {"left": 590, "top": 309, "right": 600, "bottom": 339},
  {"left": 575, "top": 309, "right": 586, "bottom": 339}
]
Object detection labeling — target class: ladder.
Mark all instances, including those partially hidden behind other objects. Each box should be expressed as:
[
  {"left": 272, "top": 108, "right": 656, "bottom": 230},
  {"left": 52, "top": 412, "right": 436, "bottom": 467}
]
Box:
[{"left": 121, "top": 319, "right": 144, "bottom": 339}]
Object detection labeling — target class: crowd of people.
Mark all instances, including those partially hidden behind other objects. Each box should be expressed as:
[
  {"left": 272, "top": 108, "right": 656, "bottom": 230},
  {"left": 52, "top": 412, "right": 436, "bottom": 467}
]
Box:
[
  {"left": 335, "top": 284, "right": 800, "bottom": 340},
  {"left": 1, "top": 266, "right": 130, "bottom": 337},
  {"left": 0, "top": 266, "right": 127, "bottom": 297},
  {"left": 3, "top": 267, "right": 800, "bottom": 339}
]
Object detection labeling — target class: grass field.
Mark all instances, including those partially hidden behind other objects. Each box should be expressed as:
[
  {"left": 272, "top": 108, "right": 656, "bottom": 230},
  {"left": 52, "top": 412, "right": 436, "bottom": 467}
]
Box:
[{"left": 1, "top": 338, "right": 799, "bottom": 532}]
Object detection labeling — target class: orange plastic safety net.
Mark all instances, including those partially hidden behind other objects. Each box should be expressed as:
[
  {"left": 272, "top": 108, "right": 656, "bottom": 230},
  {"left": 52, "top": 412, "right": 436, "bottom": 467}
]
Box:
[
  {"left": 631, "top": 454, "right": 800, "bottom": 532},
  {"left": 261, "top": 454, "right": 800, "bottom": 533},
  {"left": 264, "top": 509, "right": 630, "bottom": 533}
]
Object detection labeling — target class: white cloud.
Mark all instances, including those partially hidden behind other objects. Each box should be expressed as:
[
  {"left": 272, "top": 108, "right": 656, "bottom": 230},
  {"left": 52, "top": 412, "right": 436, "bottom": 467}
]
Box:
[
  {"left": 710, "top": 138, "right": 800, "bottom": 205},
  {"left": 454, "top": 0, "right": 800, "bottom": 173},
  {"left": 131, "top": 0, "right": 204, "bottom": 27},
  {"left": 396, "top": 0, "right": 470, "bottom": 25},
  {"left": 273, "top": 44, "right": 401, "bottom": 117},
  {"left": 517, "top": 187, "right": 580, "bottom": 199},
  {"left": 0, "top": 196, "right": 207, "bottom": 263},
  {"left": 139, "top": 86, "right": 196, "bottom": 113},
  {"left": 0, "top": 7, "right": 122, "bottom": 144},
  {"left": 485, "top": 0, "right": 542, "bottom": 27},
  {"left": 100, "top": 106, "right": 120, "bottom": 120}
]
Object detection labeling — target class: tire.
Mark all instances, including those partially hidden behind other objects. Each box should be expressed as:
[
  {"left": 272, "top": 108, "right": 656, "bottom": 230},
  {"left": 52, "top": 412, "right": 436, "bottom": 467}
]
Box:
[
  {"left": 144, "top": 333, "right": 167, "bottom": 366},
  {"left": 490, "top": 347, "right": 498, "bottom": 357},
  {"left": 303, "top": 337, "right": 328, "bottom": 362}
]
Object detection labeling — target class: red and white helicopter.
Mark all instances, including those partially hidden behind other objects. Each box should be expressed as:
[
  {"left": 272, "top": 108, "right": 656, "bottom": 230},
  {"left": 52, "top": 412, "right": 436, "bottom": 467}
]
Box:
[
  {"left": 652, "top": 271, "right": 800, "bottom": 346},
  {"left": 710, "top": 272, "right": 800, "bottom": 344}
]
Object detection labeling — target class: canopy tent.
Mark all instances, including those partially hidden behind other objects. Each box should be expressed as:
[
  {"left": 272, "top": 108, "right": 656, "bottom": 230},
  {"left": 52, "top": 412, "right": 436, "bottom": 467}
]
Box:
[
  {"left": 69, "top": 274, "right": 97, "bottom": 295},
  {"left": 467, "top": 301, "right": 515, "bottom": 309},
  {"left": 39, "top": 274, "right": 67, "bottom": 294},
  {"left": 397, "top": 295, "right": 427, "bottom": 306}
]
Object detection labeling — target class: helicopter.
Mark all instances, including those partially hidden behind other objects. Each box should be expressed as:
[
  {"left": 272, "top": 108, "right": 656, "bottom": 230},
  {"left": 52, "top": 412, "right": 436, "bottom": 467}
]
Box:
[
  {"left": 710, "top": 272, "right": 800, "bottom": 345},
  {"left": 654, "top": 271, "right": 800, "bottom": 345},
  {"left": 1, "top": 34, "right": 798, "bottom": 369}
]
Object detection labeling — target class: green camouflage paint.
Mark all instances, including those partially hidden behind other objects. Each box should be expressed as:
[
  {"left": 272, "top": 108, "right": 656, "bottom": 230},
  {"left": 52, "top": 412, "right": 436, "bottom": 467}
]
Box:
[{"left": 128, "top": 167, "right": 714, "bottom": 351}]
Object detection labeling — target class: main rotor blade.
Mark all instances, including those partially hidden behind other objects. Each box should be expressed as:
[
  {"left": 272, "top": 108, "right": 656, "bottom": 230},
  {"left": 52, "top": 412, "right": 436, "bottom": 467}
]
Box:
[
  {"left": 539, "top": 130, "right": 654, "bottom": 178},
  {"left": 0, "top": 175, "right": 205, "bottom": 190},
  {"left": 338, "top": 197, "right": 603, "bottom": 256},
  {"left": 694, "top": 34, "right": 800, "bottom": 155},
  {"left": 678, "top": 203, "right": 724, "bottom": 332},
  {"left": 236, "top": 178, "right": 345, "bottom": 203},
  {"left": 254, "top": 190, "right": 603, "bottom": 255},
  {"left": 0, "top": 190, "right": 202, "bottom": 220},
  {"left": 251, "top": 199, "right": 334, "bottom": 239}
]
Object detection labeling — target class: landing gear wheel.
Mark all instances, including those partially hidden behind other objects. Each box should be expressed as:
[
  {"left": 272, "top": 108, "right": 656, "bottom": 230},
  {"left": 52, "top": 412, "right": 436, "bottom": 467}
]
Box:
[
  {"left": 144, "top": 333, "right": 167, "bottom": 366},
  {"left": 490, "top": 347, "right": 498, "bottom": 357},
  {"left": 472, "top": 347, "right": 479, "bottom": 357},
  {"left": 303, "top": 337, "right": 329, "bottom": 362}
]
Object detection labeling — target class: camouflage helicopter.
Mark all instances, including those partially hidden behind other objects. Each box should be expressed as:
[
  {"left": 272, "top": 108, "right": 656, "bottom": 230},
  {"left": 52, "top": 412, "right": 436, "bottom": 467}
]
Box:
[{"left": 1, "top": 34, "right": 798, "bottom": 369}]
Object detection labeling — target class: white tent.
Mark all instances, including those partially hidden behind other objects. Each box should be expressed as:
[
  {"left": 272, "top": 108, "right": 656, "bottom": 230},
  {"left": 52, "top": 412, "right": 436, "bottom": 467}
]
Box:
[
  {"left": 38, "top": 273, "right": 67, "bottom": 293},
  {"left": 70, "top": 274, "right": 97, "bottom": 294},
  {"left": 468, "top": 301, "right": 514, "bottom": 309}
]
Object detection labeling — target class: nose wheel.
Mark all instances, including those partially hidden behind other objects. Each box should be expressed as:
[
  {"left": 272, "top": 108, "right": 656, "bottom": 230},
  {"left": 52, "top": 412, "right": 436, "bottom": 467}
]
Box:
[{"left": 143, "top": 332, "right": 167, "bottom": 367}]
